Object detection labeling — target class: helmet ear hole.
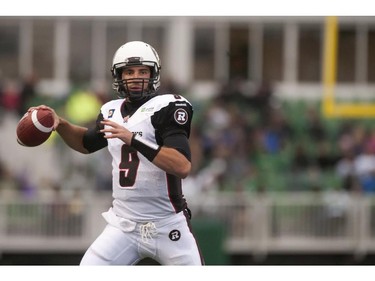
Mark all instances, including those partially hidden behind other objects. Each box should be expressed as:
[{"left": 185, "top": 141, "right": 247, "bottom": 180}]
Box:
[{"left": 111, "top": 67, "right": 119, "bottom": 80}]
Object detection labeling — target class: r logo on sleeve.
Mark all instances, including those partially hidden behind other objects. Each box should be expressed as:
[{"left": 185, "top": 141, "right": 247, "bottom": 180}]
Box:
[{"left": 174, "top": 108, "right": 188, "bottom": 125}]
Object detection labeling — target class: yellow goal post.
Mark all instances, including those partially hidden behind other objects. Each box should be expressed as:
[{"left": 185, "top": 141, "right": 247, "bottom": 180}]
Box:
[{"left": 322, "top": 16, "right": 375, "bottom": 118}]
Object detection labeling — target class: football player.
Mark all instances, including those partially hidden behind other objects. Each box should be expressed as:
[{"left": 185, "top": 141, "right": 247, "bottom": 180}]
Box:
[{"left": 29, "top": 41, "right": 204, "bottom": 265}]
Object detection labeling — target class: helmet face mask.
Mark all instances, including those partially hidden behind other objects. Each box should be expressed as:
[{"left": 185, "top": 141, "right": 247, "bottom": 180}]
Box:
[{"left": 111, "top": 41, "right": 161, "bottom": 101}]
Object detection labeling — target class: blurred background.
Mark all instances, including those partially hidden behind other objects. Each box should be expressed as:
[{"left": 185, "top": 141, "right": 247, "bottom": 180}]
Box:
[{"left": 1, "top": 16, "right": 375, "bottom": 265}]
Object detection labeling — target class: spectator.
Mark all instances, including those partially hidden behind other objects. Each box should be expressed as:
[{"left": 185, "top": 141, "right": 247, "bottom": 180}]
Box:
[
  {"left": 305, "top": 106, "right": 326, "bottom": 141},
  {"left": 335, "top": 149, "right": 357, "bottom": 191},
  {"left": 291, "top": 143, "right": 311, "bottom": 171},
  {"left": 18, "top": 73, "right": 38, "bottom": 117},
  {"left": 248, "top": 80, "right": 274, "bottom": 122},
  {"left": 0, "top": 79, "right": 20, "bottom": 113},
  {"left": 315, "top": 141, "right": 339, "bottom": 170}
]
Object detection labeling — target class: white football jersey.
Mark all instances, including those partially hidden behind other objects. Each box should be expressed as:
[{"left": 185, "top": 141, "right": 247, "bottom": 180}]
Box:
[{"left": 100, "top": 94, "right": 193, "bottom": 222}]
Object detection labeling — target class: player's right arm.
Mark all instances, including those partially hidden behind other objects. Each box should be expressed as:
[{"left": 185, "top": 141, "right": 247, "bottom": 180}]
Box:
[
  {"left": 55, "top": 117, "right": 90, "bottom": 154},
  {"left": 57, "top": 112, "right": 108, "bottom": 154},
  {"left": 28, "top": 105, "right": 107, "bottom": 154}
]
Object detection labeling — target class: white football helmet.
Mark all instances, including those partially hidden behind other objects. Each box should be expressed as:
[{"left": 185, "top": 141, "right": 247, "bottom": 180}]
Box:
[{"left": 111, "top": 41, "right": 161, "bottom": 100}]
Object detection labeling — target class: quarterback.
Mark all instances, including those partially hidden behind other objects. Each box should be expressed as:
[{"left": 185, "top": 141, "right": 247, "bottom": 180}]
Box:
[{"left": 29, "top": 41, "right": 204, "bottom": 265}]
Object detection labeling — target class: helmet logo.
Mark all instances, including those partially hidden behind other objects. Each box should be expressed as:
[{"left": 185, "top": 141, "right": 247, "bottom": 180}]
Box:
[
  {"left": 126, "top": 57, "right": 142, "bottom": 64},
  {"left": 174, "top": 108, "right": 188, "bottom": 125}
]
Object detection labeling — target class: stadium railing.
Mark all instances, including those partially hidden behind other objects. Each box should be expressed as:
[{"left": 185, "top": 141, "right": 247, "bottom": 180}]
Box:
[{"left": 0, "top": 190, "right": 375, "bottom": 258}]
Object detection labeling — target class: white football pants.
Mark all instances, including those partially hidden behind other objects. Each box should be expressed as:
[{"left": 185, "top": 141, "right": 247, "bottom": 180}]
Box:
[{"left": 80, "top": 210, "right": 204, "bottom": 265}]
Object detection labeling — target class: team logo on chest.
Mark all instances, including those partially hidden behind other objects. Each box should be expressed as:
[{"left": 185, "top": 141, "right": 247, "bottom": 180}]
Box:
[
  {"left": 169, "top": 229, "right": 181, "bottom": 241},
  {"left": 141, "top": 106, "right": 154, "bottom": 113},
  {"left": 174, "top": 108, "right": 188, "bottom": 125}
]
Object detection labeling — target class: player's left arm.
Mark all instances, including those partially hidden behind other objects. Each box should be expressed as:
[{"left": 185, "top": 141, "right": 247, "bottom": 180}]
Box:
[
  {"left": 151, "top": 132, "right": 191, "bottom": 179},
  {"left": 152, "top": 145, "right": 191, "bottom": 179},
  {"left": 150, "top": 97, "right": 193, "bottom": 178}
]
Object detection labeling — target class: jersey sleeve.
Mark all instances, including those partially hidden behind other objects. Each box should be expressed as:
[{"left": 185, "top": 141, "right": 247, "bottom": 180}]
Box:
[
  {"left": 82, "top": 112, "right": 108, "bottom": 153},
  {"left": 151, "top": 95, "right": 193, "bottom": 159},
  {"left": 163, "top": 133, "right": 192, "bottom": 162},
  {"left": 151, "top": 95, "right": 193, "bottom": 140}
]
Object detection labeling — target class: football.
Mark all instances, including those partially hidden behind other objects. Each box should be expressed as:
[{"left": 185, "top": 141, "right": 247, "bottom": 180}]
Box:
[{"left": 16, "top": 108, "right": 54, "bottom": 147}]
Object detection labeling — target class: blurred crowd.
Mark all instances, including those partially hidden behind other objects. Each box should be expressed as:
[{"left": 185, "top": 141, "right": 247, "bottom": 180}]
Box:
[
  {"left": 1, "top": 75, "right": 375, "bottom": 203},
  {"left": 186, "top": 79, "right": 375, "bottom": 199}
]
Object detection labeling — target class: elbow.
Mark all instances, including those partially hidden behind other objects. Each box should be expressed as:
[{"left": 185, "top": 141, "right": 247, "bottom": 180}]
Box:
[
  {"left": 176, "top": 161, "right": 191, "bottom": 179},
  {"left": 70, "top": 145, "right": 90, "bottom": 154}
]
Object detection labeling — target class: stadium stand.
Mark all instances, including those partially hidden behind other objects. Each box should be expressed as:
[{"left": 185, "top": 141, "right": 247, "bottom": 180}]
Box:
[{"left": 2, "top": 16, "right": 375, "bottom": 264}]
